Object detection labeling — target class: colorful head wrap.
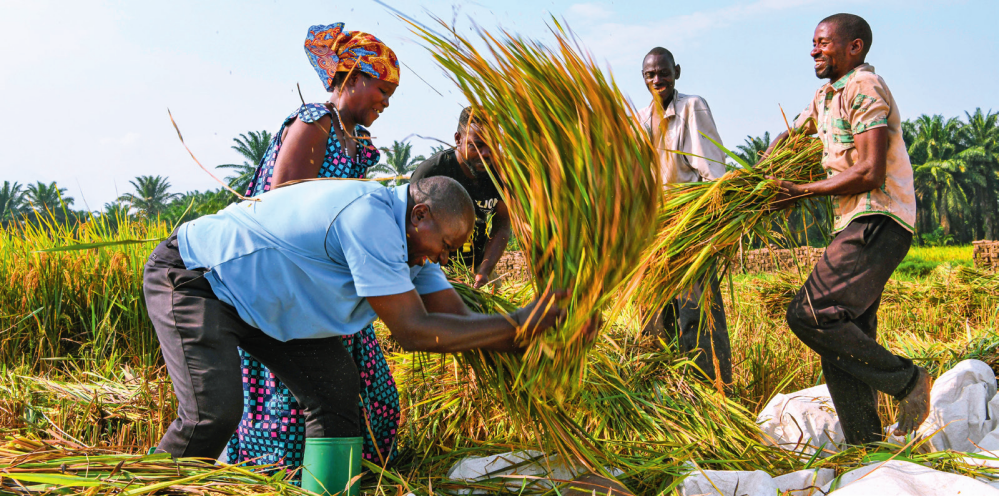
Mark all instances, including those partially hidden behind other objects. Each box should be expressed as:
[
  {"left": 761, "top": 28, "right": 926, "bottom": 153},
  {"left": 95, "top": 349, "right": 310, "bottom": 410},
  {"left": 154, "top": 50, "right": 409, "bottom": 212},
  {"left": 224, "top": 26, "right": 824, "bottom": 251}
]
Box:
[{"left": 304, "top": 23, "right": 400, "bottom": 91}]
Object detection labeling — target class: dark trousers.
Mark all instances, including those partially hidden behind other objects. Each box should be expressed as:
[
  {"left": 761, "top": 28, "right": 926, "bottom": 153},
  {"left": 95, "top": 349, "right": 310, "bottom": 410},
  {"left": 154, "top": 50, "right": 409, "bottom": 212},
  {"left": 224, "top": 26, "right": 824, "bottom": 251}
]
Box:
[
  {"left": 645, "top": 273, "right": 733, "bottom": 384},
  {"left": 143, "top": 234, "right": 360, "bottom": 458},
  {"left": 785, "top": 215, "right": 919, "bottom": 446}
]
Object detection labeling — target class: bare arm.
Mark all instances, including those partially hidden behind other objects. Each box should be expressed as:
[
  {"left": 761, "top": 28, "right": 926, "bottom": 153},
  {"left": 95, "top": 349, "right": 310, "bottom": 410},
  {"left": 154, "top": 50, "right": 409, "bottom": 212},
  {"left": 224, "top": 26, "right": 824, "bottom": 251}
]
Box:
[
  {"left": 420, "top": 287, "right": 473, "bottom": 316},
  {"left": 270, "top": 115, "right": 331, "bottom": 186},
  {"left": 473, "top": 202, "right": 512, "bottom": 288},
  {"left": 367, "top": 289, "right": 564, "bottom": 353},
  {"left": 773, "top": 127, "right": 888, "bottom": 209}
]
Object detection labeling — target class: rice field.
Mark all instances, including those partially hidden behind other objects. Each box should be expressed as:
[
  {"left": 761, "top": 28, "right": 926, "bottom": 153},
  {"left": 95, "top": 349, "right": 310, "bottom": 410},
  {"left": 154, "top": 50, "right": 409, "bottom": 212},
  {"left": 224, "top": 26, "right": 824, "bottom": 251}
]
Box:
[{"left": 1, "top": 213, "right": 997, "bottom": 494}]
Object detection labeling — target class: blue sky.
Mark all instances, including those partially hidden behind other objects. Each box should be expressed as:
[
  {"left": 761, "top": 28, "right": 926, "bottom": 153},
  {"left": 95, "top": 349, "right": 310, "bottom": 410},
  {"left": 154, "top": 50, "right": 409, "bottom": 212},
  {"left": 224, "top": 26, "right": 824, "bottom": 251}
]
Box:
[{"left": 1, "top": 0, "right": 996, "bottom": 208}]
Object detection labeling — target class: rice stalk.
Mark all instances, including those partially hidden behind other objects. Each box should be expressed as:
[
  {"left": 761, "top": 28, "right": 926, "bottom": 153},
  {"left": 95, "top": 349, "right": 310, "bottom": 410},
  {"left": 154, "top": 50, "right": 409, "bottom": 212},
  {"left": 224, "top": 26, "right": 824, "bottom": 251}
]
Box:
[
  {"left": 635, "top": 132, "right": 825, "bottom": 328},
  {"left": 391, "top": 276, "right": 802, "bottom": 493},
  {"left": 412, "top": 18, "right": 661, "bottom": 400},
  {"left": 0, "top": 436, "right": 310, "bottom": 495}
]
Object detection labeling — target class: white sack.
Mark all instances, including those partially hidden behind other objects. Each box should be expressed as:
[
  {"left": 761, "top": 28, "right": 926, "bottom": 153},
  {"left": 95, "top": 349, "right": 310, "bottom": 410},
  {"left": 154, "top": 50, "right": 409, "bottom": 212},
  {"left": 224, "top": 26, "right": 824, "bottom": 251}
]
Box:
[
  {"left": 915, "top": 359, "right": 998, "bottom": 452},
  {"left": 825, "top": 460, "right": 999, "bottom": 495},
  {"left": 679, "top": 468, "right": 833, "bottom": 496},
  {"left": 757, "top": 385, "right": 844, "bottom": 455},
  {"left": 976, "top": 393, "right": 999, "bottom": 453},
  {"left": 773, "top": 469, "right": 837, "bottom": 494},
  {"left": 447, "top": 450, "right": 622, "bottom": 495}
]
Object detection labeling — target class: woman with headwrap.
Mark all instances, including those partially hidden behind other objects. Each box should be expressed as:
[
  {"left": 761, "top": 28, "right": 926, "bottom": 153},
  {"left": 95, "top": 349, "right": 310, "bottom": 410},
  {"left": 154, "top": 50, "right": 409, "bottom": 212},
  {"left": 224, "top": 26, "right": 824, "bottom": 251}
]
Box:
[{"left": 224, "top": 22, "right": 402, "bottom": 474}]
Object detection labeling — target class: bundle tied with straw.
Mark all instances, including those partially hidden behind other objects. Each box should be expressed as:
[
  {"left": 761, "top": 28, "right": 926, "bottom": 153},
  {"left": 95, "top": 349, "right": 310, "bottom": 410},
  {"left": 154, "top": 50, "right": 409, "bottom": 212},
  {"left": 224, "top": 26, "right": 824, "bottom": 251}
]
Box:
[
  {"left": 635, "top": 127, "right": 825, "bottom": 355},
  {"left": 412, "top": 19, "right": 660, "bottom": 399}
]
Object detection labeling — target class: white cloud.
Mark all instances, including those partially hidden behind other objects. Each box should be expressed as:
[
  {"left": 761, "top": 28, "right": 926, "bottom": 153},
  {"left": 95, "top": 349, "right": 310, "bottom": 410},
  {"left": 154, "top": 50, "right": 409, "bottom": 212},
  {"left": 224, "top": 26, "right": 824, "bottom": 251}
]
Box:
[{"left": 568, "top": 3, "right": 614, "bottom": 20}]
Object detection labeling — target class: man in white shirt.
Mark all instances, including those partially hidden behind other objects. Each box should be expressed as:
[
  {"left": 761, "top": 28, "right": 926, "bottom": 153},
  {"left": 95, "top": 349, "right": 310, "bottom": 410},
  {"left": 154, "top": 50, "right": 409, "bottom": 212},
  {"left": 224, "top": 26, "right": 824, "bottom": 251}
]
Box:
[{"left": 637, "top": 47, "right": 732, "bottom": 385}]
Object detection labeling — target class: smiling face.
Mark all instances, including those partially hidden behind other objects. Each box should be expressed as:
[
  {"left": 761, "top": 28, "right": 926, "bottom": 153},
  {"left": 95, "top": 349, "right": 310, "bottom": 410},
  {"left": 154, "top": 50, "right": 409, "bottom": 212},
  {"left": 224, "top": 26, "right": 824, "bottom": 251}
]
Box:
[
  {"left": 406, "top": 203, "right": 473, "bottom": 267},
  {"left": 642, "top": 54, "right": 680, "bottom": 106},
  {"left": 338, "top": 74, "right": 397, "bottom": 127},
  {"left": 811, "top": 22, "right": 864, "bottom": 81}
]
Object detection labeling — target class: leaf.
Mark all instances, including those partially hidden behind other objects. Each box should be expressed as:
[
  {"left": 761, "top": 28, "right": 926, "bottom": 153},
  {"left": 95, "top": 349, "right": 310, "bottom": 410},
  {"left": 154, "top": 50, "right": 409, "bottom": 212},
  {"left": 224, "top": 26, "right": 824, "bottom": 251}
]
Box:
[
  {"left": 1, "top": 473, "right": 116, "bottom": 488},
  {"left": 33, "top": 238, "right": 165, "bottom": 253}
]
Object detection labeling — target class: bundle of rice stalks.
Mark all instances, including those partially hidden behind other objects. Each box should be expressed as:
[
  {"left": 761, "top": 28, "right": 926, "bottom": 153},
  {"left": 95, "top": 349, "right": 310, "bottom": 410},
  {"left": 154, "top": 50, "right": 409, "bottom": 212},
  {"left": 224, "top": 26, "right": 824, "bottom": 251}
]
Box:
[
  {"left": 389, "top": 278, "right": 801, "bottom": 493},
  {"left": 412, "top": 19, "right": 660, "bottom": 399},
  {"left": 635, "top": 132, "right": 825, "bottom": 325},
  {"left": 0, "top": 437, "right": 309, "bottom": 496}
]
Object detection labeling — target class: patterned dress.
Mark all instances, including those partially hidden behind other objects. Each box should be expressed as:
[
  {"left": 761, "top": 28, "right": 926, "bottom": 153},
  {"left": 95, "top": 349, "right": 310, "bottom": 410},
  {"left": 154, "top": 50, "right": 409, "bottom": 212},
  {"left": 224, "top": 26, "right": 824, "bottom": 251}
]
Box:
[{"left": 226, "top": 103, "right": 400, "bottom": 474}]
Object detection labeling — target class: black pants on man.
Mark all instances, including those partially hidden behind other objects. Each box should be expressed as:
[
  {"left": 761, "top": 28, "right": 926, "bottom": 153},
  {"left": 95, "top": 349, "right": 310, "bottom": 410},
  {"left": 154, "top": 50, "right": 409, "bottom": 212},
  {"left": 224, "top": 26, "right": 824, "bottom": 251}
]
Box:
[
  {"left": 645, "top": 272, "right": 733, "bottom": 385},
  {"left": 143, "top": 234, "right": 361, "bottom": 458},
  {"left": 786, "top": 215, "right": 920, "bottom": 446}
]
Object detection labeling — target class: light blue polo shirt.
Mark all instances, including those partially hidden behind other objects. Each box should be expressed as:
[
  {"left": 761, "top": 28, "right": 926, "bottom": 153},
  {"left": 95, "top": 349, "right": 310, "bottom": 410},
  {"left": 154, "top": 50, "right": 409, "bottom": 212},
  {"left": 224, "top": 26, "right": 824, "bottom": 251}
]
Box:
[{"left": 176, "top": 181, "right": 452, "bottom": 341}]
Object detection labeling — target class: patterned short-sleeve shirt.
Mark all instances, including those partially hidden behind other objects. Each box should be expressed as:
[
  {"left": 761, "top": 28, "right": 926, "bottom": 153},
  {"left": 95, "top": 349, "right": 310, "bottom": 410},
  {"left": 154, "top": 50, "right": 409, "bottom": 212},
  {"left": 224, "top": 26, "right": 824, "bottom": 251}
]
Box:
[
  {"left": 793, "top": 64, "right": 916, "bottom": 233},
  {"left": 245, "top": 103, "right": 380, "bottom": 196}
]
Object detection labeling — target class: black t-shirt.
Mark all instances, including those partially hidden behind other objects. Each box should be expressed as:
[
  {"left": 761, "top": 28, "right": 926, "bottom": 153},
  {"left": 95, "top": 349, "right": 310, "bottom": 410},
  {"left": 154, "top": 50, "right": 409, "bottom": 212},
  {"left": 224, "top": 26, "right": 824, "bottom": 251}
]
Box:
[{"left": 410, "top": 150, "right": 501, "bottom": 245}]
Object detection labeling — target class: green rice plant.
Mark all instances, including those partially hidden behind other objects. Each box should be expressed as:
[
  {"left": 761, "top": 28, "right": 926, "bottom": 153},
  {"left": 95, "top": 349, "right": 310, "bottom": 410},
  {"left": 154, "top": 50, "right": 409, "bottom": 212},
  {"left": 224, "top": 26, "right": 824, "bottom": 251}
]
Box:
[
  {"left": 908, "top": 245, "right": 974, "bottom": 264},
  {"left": 412, "top": 19, "right": 661, "bottom": 400},
  {"left": 0, "top": 210, "right": 169, "bottom": 372}
]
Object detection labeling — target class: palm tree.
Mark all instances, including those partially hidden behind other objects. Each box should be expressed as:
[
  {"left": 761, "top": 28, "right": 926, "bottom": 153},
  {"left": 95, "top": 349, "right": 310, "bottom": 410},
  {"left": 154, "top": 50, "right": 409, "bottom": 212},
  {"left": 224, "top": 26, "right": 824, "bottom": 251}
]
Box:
[
  {"left": 733, "top": 132, "right": 771, "bottom": 166},
  {"left": 0, "top": 181, "right": 26, "bottom": 224},
  {"left": 907, "top": 115, "right": 970, "bottom": 239},
  {"left": 957, "top": 108, "right": 999, "bottom": 240},
  {"left": 118, "top": 175, "right": 179, "bottom": 219},
  {"left": 216, "top": 130, "right": 272, "bottom": 194},
  {"left": 25, "top": 181, "right": 74, "bottom": 221},
  {"left": 370, "top": 141, "right": 425, "bottom": 185}
]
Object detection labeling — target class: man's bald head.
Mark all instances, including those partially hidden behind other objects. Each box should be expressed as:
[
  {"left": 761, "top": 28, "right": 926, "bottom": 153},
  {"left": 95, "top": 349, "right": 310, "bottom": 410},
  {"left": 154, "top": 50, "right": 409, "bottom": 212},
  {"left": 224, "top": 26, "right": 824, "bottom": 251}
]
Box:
[{"left": 410, "top": 176, "right": 475, "bottom": 231}]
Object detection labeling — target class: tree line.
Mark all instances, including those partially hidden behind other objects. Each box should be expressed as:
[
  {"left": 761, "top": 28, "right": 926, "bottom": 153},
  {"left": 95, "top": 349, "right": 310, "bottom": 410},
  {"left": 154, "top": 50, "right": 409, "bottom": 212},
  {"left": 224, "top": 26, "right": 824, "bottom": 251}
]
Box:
[
  {"left": 0, "top": 134, "right": 434, "bottom": 228},
  {"left": 3, "top": 109, "right": 996, "bottom": 246},
  {"left": 730, "top": 108, "right": 999, "bottom": 246}
]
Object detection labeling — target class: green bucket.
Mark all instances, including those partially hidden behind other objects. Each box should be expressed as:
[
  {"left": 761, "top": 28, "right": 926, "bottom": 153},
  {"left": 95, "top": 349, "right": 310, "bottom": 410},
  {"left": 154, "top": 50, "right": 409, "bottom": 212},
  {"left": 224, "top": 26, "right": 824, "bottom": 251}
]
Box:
[{"left": 300, "top": 437, "right": 363, "bottom": 496}]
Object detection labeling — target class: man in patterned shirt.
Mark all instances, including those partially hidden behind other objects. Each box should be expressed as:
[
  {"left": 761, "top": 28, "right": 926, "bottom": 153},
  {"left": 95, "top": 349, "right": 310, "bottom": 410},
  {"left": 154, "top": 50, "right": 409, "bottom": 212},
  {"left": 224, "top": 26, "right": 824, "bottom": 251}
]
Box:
[{"left": 769, "top": 13, "right": 931, "bottom": 446}]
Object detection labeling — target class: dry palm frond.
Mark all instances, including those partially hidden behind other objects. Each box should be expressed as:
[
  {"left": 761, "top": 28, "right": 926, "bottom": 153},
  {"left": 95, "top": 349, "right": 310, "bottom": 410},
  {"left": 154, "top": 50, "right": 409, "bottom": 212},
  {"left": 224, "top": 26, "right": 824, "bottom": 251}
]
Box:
[{"left": 412, "top": 19, "right": 660, "bottom": 400}]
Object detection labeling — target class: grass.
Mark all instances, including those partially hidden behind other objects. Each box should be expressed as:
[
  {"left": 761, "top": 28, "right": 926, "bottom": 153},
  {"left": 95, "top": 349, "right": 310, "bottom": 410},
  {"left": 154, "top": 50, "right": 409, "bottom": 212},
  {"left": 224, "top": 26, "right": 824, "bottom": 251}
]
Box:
[{"left": 895, "top": 245, "right": 974, "bottom": 278}]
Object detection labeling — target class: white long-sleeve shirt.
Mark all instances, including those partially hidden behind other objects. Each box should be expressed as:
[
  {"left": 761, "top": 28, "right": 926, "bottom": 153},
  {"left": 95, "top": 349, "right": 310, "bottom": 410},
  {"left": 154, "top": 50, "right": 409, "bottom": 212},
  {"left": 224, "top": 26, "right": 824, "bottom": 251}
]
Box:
[{"left": 637, "top": 91, "right": 727, "bottom": 185}]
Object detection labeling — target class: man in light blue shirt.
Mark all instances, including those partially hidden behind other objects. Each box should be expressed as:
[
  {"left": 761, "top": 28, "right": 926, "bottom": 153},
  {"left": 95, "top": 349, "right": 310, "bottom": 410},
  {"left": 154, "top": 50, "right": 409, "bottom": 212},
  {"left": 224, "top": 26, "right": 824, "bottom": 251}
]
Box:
[{"left": 143, "top": 176, "right": 565, "bottom": 460}]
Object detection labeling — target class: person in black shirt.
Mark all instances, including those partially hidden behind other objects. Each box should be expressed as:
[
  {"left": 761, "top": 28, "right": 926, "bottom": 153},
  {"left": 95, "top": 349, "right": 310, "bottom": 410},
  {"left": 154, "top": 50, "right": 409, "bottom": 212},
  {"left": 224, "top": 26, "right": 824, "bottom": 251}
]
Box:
[{"left": 410, "top": 107, "right": 511, "bottom": 288}]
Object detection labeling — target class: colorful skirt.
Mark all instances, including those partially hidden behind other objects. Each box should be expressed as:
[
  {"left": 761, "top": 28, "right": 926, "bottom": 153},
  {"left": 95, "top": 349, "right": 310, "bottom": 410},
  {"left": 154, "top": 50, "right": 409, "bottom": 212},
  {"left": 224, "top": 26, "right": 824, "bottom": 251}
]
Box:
[{"left": 225, "top": 324, "right": 399, "bottom": 475}]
